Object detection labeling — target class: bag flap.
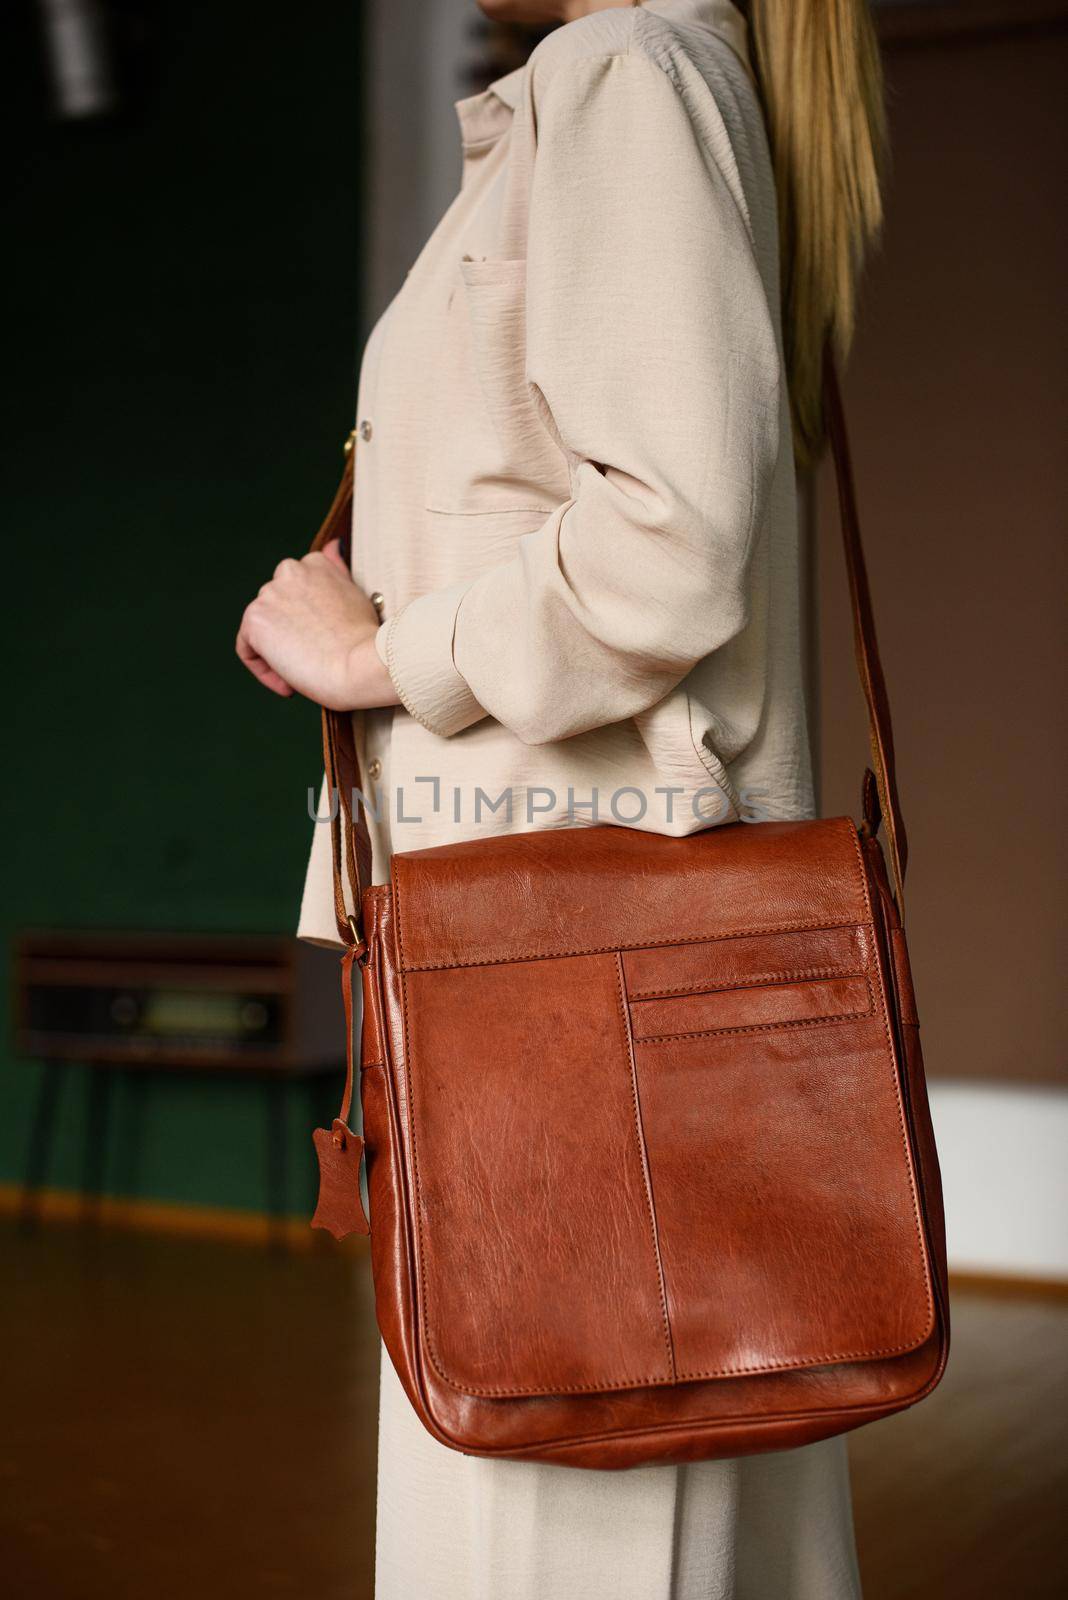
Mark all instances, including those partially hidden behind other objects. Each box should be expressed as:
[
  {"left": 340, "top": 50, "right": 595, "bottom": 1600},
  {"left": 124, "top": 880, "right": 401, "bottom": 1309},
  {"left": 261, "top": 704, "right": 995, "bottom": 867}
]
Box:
[
  {"left": 388, "top": 819, "right": 936, "bottom": 1399},
  {"left": 391, "top": 817, "right": 871, "bottom": 971}
]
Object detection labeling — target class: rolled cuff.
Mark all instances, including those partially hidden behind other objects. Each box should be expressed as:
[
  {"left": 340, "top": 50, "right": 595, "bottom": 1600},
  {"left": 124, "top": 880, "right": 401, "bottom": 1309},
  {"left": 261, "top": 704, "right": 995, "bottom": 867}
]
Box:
[{"left": 381, "top": 581, "right": 487, "bottom": 738}]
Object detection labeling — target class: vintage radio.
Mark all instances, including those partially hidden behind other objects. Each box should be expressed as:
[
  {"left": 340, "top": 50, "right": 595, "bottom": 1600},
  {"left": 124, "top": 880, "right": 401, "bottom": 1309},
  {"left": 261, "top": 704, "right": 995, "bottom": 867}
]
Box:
[{"left": 13, "top": 930, "right": 341, "bottom": 1073}]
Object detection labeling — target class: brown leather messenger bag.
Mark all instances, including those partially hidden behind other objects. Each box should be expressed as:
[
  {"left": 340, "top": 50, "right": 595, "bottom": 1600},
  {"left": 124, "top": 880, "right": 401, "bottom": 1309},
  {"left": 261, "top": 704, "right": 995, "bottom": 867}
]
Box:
[{"left": 307, "top": 358, "right": 949, "bottom": 1470}]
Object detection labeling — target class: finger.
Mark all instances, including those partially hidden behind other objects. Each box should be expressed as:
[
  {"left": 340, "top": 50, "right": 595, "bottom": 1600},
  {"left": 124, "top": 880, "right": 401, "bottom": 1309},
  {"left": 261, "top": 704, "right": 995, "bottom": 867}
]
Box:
[
  {"left": 235, "top": 613, "right": 263, "bottom": 667},
  {"left": 236, "top": 622, "right": 294, "bottom": 697},
  {"left": 251, "top": 659, "right": 295, "bottom": 696},
  {"left": 242, "top": 650, "right": 295, "bottom": 697}
]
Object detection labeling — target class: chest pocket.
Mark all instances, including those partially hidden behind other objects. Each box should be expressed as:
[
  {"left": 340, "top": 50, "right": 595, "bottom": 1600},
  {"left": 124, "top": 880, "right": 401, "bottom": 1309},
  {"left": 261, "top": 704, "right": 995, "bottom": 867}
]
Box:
[{"left": 423, "top": 257, "right": 572, "bottom": 517}]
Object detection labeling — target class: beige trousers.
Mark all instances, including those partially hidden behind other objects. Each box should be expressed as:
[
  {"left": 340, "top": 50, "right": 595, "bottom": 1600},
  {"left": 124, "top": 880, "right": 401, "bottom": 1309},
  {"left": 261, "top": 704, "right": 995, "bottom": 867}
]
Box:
[{"left": 374, "top": 1347, "right": 862, "bottom": 1600}]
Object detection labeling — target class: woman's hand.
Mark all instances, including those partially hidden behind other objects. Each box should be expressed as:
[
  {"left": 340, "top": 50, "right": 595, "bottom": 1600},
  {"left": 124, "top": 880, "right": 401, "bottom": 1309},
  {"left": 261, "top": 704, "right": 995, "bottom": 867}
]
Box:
[{"left": 236, "top": 540, "right": 401, "bottom": 711}]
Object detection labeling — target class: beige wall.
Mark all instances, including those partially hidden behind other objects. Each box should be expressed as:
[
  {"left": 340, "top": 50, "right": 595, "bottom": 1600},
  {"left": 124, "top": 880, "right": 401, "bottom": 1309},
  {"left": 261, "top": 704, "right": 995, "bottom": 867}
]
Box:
[{"left": 818, "top": 13, "right": 1068, "bottom": 1083}]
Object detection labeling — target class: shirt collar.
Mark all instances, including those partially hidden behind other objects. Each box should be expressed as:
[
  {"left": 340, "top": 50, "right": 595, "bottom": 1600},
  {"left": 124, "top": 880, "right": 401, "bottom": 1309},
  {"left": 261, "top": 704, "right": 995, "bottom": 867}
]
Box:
[
  {"left": 455, "top": 65, "right": 525, "bottom": 150},
  {"left": 454, "top": 2, "right": 748, "bottom": 148},
  {"left": 486, "top": 63, "right": 526, "bottom": 112}
]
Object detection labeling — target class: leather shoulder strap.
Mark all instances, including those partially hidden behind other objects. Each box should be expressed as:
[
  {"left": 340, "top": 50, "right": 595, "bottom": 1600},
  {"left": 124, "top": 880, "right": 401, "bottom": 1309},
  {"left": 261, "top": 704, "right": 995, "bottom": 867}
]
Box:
[
  {"left": 822, "top": 355, "right": 908, "bottom": 912},
  {"left": 308, "top": 437, "right": 373, "bottom": 948},
  {"left": 310, "top": 359, "right": 907, "bottom": 945}
]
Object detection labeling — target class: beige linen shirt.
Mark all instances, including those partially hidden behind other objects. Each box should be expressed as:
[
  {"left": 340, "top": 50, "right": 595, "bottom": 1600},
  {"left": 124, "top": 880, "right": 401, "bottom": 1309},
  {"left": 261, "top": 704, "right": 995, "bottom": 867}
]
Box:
[{"left": 299, "top": 0, "right": 813, "bottom": 945}]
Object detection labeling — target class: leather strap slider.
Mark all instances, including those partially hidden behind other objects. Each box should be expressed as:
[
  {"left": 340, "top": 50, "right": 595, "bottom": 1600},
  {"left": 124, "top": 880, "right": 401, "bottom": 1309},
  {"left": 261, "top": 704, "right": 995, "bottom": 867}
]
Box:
[{"left": 345, "top": 914, "right": 368, "bottom": 962}]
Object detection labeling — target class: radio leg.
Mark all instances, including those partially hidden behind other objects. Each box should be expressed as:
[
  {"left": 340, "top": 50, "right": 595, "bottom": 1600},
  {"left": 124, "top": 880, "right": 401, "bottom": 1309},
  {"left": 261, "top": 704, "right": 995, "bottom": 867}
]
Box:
[
  {"left": 81, "top": 1066, "right": 115, "bottom": 1224},
  {"left": 265, "top": 1078, "right": 288, "bottom": 1251},
  {"left": 20, "top": 1059, "right": 67, "bottom": 1231}
]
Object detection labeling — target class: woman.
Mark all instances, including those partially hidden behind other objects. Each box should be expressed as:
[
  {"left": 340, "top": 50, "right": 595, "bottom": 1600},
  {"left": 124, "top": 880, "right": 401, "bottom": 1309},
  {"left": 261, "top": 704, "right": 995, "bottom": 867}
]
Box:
[{"left": 237, "top": 2, "right": 885, "bottom": 1595}]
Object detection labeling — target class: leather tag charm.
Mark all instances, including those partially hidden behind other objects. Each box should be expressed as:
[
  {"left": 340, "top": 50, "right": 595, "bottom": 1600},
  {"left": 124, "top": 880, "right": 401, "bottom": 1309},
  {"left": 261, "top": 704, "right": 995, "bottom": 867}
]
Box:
[{"left": 311, "top": 1119, "right": 370, "bottom": 1239}]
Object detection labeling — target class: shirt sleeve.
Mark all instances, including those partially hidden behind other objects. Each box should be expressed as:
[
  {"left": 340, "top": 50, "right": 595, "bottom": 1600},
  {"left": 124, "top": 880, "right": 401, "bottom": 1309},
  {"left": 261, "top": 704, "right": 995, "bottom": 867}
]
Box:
[{"left": 381, "top": 47, "right": 782, "bottom": 744}]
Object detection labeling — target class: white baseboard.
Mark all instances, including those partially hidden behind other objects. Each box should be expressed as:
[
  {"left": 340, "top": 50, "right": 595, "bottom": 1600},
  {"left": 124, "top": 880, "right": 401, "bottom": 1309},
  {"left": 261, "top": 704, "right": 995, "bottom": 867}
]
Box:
[{"left": 928, "top": 1079, "right": 1068, "bottom": 1280}]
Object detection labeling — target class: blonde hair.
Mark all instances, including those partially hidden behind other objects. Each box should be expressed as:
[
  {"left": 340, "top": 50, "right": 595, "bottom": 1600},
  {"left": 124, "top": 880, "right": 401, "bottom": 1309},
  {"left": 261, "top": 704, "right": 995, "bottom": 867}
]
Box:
[
  {"left": 748, "top": 0, "right": 886, "bottom": 461},
  {"left": 635, "top": 0, "right": 887, "bottom": 463}
]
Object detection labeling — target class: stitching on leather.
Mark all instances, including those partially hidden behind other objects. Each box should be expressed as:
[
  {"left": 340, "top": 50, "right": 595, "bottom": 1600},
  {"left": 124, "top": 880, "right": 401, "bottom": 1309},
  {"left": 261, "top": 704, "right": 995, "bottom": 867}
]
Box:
[
  {"left": 405, "top": 952, "right": 689, "bottom": 1400},
  {"left": 456, "top": 1353, "right": 948, "bottom": 1455},
  {"left": 634, "top": 984, "right": 874, "bottom": 1045},
  {"left": 390, "top": 821, "right": 936, "bottom": 1397},
  {"left": 371, "top": 986, "right": 428, "bottom": 1396},
  {"left": 392, "top": 820, "right": 871, "bottom": 972},
  {"left": 396, "top": 953, "right": 450, "bottom": 1396},
  {"left": 393, "top": 861, "right": 408, "bottom": 973},
  {"left": 614, "top": 952, "right": 676, "bottom": 1383},
  {"left": 425, "top": 1331, "right": 938, "bottom": 1398},
  {"left": 393, "top": 870, "right": 467, "bottom": 1407},
  {"left": 359, "top": 891, "right": 386, "bottom": 1071},
  {"left": 382, "top": 878, "right": 867, "bottom": 978},
  {"left": 627, "top": 960, "right": 866, "bottom": 1002},
  {"left": 404, "top": 951, "right": 930, "bottom": 1397},
  {"left": 400, "top": 915, "right": 866, "bottom": 972}
]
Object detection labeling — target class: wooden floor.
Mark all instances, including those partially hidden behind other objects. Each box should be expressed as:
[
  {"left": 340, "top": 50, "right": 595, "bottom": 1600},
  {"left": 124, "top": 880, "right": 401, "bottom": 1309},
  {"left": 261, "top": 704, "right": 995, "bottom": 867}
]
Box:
[
  {"left": 2, "top": 1218, "right": 1065, "bottom": 1599},
  {"left": 849, "top": 1288, "right": 1067, "bottom": 1600}
]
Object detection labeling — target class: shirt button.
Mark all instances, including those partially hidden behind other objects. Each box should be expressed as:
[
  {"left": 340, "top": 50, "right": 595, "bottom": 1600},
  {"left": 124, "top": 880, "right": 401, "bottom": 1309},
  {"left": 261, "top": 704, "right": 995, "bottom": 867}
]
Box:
[
  {"left": 367, "top": 759, "right": 383, "bottom": 781},
  {"left": 358, "top": 418, "right": 373, "bottom": 442}
]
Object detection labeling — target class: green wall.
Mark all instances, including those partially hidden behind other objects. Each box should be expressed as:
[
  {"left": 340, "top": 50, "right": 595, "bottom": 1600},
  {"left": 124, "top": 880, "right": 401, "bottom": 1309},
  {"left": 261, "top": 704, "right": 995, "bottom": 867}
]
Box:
[{"left": 2, "top": 1, "right": 363, "bottom": 1214}]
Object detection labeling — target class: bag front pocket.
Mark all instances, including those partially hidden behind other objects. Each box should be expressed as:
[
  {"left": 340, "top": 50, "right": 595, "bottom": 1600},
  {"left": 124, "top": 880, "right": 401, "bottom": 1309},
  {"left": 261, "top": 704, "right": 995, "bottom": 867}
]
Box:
[
  {"left": 624, "top": 925, "right": 873, "bottom": 1038},
  {"left": 629, "top": 974, "right": 873, "bottom": 1040},
  {"left": 622, "top": 926, "right": 934, "bottom": 1384},
  {"left": 401, "top": 952, "right": 676, "bottom": 1397},
  {"left": 423, "top": 256, "right": 572, "bottom": 517}
]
